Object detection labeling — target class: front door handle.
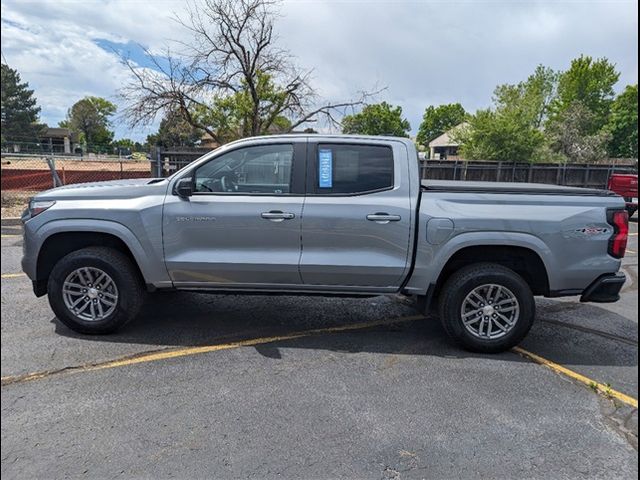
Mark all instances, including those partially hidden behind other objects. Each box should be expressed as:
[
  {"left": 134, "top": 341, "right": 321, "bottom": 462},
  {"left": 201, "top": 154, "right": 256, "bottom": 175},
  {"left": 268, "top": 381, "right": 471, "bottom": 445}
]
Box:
[
  {"left": 261, "top": 211, "right": 296, "bottom": 222},
  {"left": 366, "top": 213, "right": 402, "bottom": 224}
]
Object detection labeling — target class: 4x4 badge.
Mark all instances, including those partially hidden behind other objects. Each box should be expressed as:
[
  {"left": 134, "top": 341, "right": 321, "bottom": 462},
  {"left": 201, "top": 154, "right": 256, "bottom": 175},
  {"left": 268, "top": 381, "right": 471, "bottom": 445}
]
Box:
[{"left": 576, "top": 227, "right": 609, "bottom": 235}]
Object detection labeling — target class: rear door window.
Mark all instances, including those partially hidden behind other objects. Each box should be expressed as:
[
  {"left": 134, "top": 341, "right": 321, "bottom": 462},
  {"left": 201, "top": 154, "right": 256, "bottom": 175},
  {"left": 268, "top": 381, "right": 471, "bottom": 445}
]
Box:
[{"left": 312, "top": 144, "right": 394, "bottom": 195}]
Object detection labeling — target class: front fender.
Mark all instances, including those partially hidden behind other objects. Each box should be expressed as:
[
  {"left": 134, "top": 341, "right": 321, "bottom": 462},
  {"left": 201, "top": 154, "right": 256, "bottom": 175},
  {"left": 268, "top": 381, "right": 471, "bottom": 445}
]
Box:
[{"left": 24, "top": 219, "right": 169, "bottom": 286}]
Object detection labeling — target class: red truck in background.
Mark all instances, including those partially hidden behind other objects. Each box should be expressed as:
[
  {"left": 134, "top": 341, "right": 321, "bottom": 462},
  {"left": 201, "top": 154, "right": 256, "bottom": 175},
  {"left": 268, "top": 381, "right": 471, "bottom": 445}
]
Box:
[{"left": 608, "top": 173, "right": 638, "bottom": 217}]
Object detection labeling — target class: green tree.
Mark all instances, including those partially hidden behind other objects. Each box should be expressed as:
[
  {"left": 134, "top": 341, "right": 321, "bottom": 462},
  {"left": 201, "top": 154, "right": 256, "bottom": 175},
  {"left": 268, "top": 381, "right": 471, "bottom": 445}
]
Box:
[
  {"left": 1, "top": 64, "right": 46, "bottom": 143},
  {"left": 457, "top": 66, "right": 557, "bottom": 161},
  {"left": 551, "top": 55, "right": 620, "bottom": 132},
  {"left": 146, "top": 109, "right": 202, "bottom": 148},
  {"left": 416, "top": 103, "right": 466, "bottom": 146},
  {"left": 457, "top": 109, "right": 546, "bottom": 161},
  {"left": 341, "top": 102, "right": 410, "bottom": 137},
  {"left": 547, "top": 101, "right": 611, "bottom": 163},
  {"left": 493, "top": 65, "right": 558, "bottom": 128},
  {"left": 192, "top": 72, "right": 293, "bottom": 144},
  {"left": 112, "top": 138, "right": 135, "bottom": 149},
  {"left": 60, "top": 96, "right": 116, "bottom": 152},
  {"left": 111, "top": 138, "right": 142, "bottom": 155},
  {"left": 605, "top": 84, "right": 638, "bottom": 158}
]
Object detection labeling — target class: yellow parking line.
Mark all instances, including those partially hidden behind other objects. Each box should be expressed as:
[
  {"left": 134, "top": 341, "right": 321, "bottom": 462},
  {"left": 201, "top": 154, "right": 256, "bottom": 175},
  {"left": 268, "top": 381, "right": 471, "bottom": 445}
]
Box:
[
  {"left": 1, "top": 273, "right": 25, "bottom": 279},
  {"left": 513, "top": 346, "right": 638, "bottom": 408},
  {"left": 3, "top": 311, "right": 636, "bottom": 411},
  {"left": 0, "top": 314, "right": 424, "bottom": 386},
  {"left": 627, "top": 249, "right": 637, "bottom": 255},
  {"left": 629, "top": 232, "right": 638, "bottom": 237},
  {"left": 1, "top": 234, "right": 20, "bottom": 238}
]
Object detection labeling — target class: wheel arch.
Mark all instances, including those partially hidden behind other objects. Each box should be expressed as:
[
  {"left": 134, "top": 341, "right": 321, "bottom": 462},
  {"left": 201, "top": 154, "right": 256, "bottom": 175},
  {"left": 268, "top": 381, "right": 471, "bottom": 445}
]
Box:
[
  {"left": 33, "top": 220, "right": 152, "bottom": 296},
  {"left": 434, "top": 245, "right": 550, "bottom": 300}
]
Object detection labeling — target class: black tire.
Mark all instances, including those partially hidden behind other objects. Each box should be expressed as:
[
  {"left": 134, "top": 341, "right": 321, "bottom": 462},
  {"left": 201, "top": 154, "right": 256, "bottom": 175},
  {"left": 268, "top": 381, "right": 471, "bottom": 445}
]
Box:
[
  {"left": 626, "top": 205, "right": 637, "bottom": 218},
  {"left": 438, "top": 263, "right": 535, "bottom": 353},
  {"left": 47, "top": 247, "right": 144, "bottom": 334}
]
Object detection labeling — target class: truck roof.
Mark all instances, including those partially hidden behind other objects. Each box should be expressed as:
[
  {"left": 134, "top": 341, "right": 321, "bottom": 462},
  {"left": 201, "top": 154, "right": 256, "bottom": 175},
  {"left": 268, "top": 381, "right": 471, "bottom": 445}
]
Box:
[{"left": 223, "top": 133, "right": 416, "bottom": 146}]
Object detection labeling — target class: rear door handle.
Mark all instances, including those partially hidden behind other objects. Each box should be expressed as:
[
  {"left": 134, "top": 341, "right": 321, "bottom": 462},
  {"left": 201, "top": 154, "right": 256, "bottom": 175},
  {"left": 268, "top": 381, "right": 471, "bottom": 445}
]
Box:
[
  {"left": 366, "top": 213, "right": 402, "bottom": 224},
  {"left": 261, "top": 211, "right": 296, "bottom": 222}
]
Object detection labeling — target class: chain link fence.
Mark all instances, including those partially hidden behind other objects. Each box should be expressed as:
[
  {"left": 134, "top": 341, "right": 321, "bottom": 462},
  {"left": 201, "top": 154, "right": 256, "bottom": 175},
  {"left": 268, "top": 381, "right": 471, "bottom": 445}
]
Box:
[
  {"left": 1, "top": 147, "right": 212, "bottom": 195},
  {"left": 1, "top": 154, "right": 154, "bottom": 191}
]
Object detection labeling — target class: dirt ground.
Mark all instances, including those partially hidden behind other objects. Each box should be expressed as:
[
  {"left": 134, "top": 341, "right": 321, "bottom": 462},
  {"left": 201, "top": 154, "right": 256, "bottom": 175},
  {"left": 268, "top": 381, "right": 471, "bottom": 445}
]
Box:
[
  {"left": 1, "top": 191, "right": 35, "bottom": 218},
  {"left": 1, "top": 157, "right": 150, "bottom": 172}
]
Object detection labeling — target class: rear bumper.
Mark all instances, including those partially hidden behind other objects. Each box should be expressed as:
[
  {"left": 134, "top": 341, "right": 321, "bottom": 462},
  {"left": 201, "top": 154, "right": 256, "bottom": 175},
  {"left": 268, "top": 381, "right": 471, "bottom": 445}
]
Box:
[
  {"left": 622, "top": 196, "right": 638, "bottom": 207},
  {"left": 580, "top": 273, "right": 626, "bottom": 303}
]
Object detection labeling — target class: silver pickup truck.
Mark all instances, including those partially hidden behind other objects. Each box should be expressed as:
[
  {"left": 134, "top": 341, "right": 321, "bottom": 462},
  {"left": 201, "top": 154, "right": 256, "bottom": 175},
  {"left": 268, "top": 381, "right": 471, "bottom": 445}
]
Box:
[{"left": 21, "top": 135, "right": 630, "bottom": 352}]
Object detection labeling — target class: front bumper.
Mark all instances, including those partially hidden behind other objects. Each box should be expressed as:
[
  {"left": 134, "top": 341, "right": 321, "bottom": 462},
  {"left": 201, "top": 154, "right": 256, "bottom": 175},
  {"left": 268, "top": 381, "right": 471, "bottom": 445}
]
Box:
[
  {"left": 20, "top": 216, "right": 40, "bottom": 291},
  {"left": 20, "top": 227, "right": 37, "bottom": 281},
  {"left": 580, "top": 273, "right": 626, "bottom": 303}
]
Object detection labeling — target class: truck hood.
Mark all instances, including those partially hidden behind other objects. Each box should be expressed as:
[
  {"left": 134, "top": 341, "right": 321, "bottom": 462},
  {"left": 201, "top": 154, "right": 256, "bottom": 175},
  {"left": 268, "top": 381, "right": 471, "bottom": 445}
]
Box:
[{"left": 34, "top": 178, "right": 169, "bottom": 201}]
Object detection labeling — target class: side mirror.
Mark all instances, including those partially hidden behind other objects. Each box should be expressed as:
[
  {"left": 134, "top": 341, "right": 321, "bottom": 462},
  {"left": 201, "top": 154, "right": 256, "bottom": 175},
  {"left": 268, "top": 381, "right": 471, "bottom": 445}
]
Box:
[{"left": 174, "top": 177, "right": 194, "bottom": 198}]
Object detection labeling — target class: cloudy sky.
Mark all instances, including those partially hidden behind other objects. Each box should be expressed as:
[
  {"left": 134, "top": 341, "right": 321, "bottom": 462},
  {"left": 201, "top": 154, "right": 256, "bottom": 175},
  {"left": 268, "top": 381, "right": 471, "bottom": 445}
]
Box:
[{"left": 1, "top": 0, "right": 638, "bottom": 141}]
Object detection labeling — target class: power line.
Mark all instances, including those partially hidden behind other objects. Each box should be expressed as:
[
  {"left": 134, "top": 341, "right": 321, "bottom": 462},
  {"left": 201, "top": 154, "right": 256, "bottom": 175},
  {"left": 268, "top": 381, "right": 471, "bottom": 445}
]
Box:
[{"left": 1, "top": 50, "right": 8, "bottom": 66}]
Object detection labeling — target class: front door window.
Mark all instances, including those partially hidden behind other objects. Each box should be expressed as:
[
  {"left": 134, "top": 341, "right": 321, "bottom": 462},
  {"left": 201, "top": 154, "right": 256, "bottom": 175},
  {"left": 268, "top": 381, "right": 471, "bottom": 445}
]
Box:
[{"left": 194, "top": 144, "right": 294, "bottom": 195}]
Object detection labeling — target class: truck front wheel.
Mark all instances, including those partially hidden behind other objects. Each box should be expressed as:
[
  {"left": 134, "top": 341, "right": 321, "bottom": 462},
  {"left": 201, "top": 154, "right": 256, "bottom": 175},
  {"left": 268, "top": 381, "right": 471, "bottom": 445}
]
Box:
[
  {"left": 438, "top": 263, "right": 535, "bottom": 353},
  {"left": 47, "top": 247, "right": 144, "bottom": 334}
]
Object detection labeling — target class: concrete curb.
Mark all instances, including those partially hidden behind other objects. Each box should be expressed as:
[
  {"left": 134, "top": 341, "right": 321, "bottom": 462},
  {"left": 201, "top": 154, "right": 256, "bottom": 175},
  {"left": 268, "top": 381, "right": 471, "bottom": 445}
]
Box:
[{"left": 1, "top": 218, "right": 22, "bottom": 227}]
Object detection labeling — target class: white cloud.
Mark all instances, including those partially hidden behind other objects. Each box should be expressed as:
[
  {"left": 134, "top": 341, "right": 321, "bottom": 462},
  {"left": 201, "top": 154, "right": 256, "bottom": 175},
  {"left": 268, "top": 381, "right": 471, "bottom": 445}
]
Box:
[
  {"left": 0, "top": 0, "right": 182, "bottom": 139},
  {"left": 1, "top": 0, "right": 637, "bottom": 141}
]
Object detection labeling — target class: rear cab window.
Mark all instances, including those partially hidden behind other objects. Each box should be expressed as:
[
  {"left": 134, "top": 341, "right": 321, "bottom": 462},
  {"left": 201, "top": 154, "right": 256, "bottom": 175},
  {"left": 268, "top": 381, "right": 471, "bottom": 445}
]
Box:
[{"left": 311, "top": 144, "right": 394, "bottom": 195}]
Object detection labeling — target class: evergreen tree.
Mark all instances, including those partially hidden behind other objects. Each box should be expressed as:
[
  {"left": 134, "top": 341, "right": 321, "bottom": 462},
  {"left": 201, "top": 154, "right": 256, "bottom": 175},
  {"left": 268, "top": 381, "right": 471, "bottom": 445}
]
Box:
[{"left": 1, "top": 64, "right": 46, "bottom": 143}]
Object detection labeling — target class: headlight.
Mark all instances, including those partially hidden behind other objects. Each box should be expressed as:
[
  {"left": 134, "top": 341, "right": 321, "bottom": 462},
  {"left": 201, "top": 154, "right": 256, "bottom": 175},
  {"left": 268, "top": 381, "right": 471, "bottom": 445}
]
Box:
[{"left": 29, "top": 200, "right": 56, "bottom": 217}]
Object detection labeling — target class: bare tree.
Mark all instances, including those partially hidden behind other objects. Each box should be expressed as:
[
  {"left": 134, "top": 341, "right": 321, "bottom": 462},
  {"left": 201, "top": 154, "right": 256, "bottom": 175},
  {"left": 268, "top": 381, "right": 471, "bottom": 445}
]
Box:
[{"left": 120, "top": 0, "right": 379, "bottom": 143}]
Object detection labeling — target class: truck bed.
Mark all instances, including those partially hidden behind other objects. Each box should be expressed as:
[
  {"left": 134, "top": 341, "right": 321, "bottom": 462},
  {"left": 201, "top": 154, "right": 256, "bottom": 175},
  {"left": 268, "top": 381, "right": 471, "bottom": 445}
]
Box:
[{"left": 421, "top": 180, "right": 616, "bottom": 197}]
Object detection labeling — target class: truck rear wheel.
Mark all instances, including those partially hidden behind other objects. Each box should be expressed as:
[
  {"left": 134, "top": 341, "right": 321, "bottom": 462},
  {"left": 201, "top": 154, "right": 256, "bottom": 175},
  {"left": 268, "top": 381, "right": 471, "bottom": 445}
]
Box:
[
  {"left": 47, "top": 247, "right": 144, "bottom": 334},
  {"left": 438, "top": 263, "right": 535, "bottom": 353}
]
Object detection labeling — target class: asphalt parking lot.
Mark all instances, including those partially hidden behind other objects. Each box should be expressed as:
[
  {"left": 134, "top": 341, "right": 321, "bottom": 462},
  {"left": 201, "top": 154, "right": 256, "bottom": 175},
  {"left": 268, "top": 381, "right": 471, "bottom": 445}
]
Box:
[{"left": 1, "top": 220, "right": 638, "bottom": 479}]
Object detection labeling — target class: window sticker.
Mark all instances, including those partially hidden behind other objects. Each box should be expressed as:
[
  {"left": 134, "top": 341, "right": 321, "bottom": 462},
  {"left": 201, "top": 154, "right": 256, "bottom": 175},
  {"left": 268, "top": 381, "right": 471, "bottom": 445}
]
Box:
[{"left": 318, "top": 148, "right": 333, "bottom": 188}]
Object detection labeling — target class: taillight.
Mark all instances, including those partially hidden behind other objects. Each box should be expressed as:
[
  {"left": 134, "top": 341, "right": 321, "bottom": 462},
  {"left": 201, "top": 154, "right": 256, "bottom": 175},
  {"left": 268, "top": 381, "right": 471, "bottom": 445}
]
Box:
[{"left": 607, "top": 209, "right": 629, "bottom": 258}]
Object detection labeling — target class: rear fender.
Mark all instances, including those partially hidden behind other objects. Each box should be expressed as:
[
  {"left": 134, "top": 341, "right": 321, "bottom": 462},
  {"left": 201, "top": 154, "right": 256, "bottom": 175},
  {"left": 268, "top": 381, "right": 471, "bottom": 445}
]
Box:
[{"left": 404, "top": 231, "right": 553, "bottom": 295}]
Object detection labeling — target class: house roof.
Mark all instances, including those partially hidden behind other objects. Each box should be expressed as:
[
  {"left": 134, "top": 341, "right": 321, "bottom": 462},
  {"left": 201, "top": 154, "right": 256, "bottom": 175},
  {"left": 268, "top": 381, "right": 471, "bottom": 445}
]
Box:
[
  {"left": 428, "top": 123, "right": 467, "bottom": 148},
  {"left": 43, "top": 127, "right": 74, "bottom": 138}
]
